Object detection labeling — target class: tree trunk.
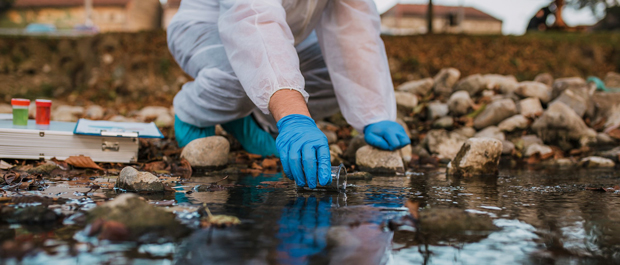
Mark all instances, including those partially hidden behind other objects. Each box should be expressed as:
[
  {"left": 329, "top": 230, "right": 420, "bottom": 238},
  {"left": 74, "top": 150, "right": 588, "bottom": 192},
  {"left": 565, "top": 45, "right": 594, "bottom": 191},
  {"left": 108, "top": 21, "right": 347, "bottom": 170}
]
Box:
[
  {"left": 427, "top": 0, "right": 434, "bottom": 34},
  {"left": 554, "top": 0, "right": 568, "bottom": 28}
]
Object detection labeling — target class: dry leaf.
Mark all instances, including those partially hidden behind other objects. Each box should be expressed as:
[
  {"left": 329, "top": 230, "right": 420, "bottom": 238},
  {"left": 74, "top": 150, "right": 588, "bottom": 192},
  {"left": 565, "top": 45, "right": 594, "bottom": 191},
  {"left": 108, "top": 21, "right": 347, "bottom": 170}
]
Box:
[
  {"left": 144, "top": 161, "right": 167, "bottom": 172},
  {"left": 3, "top": 171, "right": 19, "bottom": 185},
  {"left": 608, "top": 129, "right": 620, "bottom": 140},
  {"left": 0, "top": 160, "right": 13, "bottom": 170},
  {"left": 65, "top": 156, "right": 104, "bottom": 171},
  {"left": 405, "top": 199, "right": 420, "bottom": 220},
  {"left": 251, "top": 162, "right": 263, "bottom": 171},
  {"left": 50, "top": 157, "right": 69, "bottom": 170},
  {"left": 261, "top": 158, "right": 278, "bottom": 170}
]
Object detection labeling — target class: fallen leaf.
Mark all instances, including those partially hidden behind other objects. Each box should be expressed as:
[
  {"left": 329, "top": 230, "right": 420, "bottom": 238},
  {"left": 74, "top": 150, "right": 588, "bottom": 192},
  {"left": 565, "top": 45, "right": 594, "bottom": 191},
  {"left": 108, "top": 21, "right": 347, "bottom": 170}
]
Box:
[
  {"left": 405, "top": 199, "right": 420, "bottom": 220},
  {"left": 143, "top": 161, "right": 167, "bottom": 172},
  {"left": 65, "top": 156, "right": 104, "bottom": 171},
  {"left": 251, "top": 162, "right": 263, "bottom": 171},
  {"left": 3, "top": 171, "right": 19, "bottom": 184},
  {"left": 179, "top": 158, "right": 192, "bottom": 179},
  {"left": 50, "top": 157, "right": 69, "bottom": 170},
  {"left": 608, "top": 128, "right": 620, "bottom": 140},
  {"left": 586, "top": 185, "right": 620, "bottom": 192},
  {"left": 0, "top": 160, "right": 13, "bottom": 170},
  {"left": 261, "top": 158, "right": 278, "bottom": 170}
]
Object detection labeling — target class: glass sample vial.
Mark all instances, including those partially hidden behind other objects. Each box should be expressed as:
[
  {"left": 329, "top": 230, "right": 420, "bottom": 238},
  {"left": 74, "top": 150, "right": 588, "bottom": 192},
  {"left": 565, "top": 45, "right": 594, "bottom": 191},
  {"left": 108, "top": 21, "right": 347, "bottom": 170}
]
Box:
[
  {"left": 35, "top": 99, "right": 52, "bottom": 125},
  {"left": 296, "top": 164, "right": 347, "bottom": 193},
  {"left": 11, "top": 98, "right": 30, "bottom": 126}
]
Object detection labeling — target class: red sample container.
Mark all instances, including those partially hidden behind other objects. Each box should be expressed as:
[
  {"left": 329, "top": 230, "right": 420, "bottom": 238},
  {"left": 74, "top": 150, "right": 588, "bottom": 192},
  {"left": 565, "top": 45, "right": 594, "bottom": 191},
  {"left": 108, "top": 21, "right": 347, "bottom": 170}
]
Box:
[{"left": 35, "top": 99, "right": 52, "bottom": 125}]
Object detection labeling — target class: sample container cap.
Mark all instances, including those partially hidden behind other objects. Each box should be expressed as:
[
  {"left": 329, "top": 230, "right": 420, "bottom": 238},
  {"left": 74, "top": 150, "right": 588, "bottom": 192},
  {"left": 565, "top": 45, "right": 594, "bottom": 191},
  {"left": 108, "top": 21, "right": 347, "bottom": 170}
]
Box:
[
  {"left": 11, "top": 98, "right": 30, "bottom": 106},
  {"left": 35, "top": 99, "right": 52, "bottom": 107}
]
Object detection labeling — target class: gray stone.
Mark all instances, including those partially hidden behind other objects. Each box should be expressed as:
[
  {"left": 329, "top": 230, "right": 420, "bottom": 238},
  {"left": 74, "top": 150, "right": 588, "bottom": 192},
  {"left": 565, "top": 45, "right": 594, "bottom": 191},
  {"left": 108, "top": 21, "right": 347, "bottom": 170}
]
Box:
[
  {"left": 515, "top": 81, "right": 552, "bottom": 103},
  {"left": 604, "top": 72, "right": 620, "bottom": 88},
  {"left": 578, "top": 156, "right": 615, "bottom": 168},
  {"left": 502, "top": 140, "right": 515, "bottom": 155},
  {"left": 454, "top": 127, "right": 476, "bottom": 138},
  {"left": 474, "top": 126, "right": 505, "bottom": 141},
  {"left": 550, "top": 86, "right": 595, "bottom": 118},
  {"left": 516, "top": 135, "right": 544, "bottom": 151},
  {"left": 428, "top": 101, "right": 449, "bottom": 119},
  {"left": 343, "top": 136, "right": 367, "bottom": 162},
  {"left": 484, "top": 74, "right": 518, "bottom": 95},
  {"left": 448, "top": 138, "right": 502, "bottom": 177},
  {"left": 591, "top": 92, "right": 620, "bottom": 130},
  {"left": 397, "top": 78, "right": 434, "bottom": 96},
  {"left": 498, "top": 115, "right": 529, "bottom": 132},
  {"left": 531, "top": 102, "right": 596, "bottom": 142},
  {"left": 322, "top": 130, "right": 338, "bottom": 144},
  {"left": 597, "top": 147, "right": 620, "bottom": 162},
  {"left": 116, "top": 166, "right": 164, "bottom": 192},
  {"left": 399, "top": 144, "right": 413, "bottom": 164},
  {"left": 433, "top": 68, "right": 461, "bottom": 98},
  {"left": 448, "top": 90, "right": 474, "bottom": 116},
  {"left": 551, "top": 77, "right": 586, "bottom": 100},
  {"left": 518, "top": 97, "right": 544, "bottom": 118},
  {"left": 330, "top": 144, "right": 344, "bottom": 165},
  {"left": 355, "top": 146, "right": 404, "bottom": 173},
  {"left": 181, "top": 136, "right": 229, "bottom": 167},
  {"left": 524, "top": 143, "right": 553, "bottom": 157},
  {"left": 424, "top": 129, "right": 468, "bottom": 160},
  {"left": 473, "top": 99, "right": 517, "bottom": 129},
  {"left": 137, "top": 106, "right": 170, "bottom": 121},
  {"left": 454, "top": 74, "right": 487, "bottom": 96},
  {"left": 433, "top": 116, "right": 454, "bottom": 129},
  {"left": 85, "top": 105, "right": 105, "bottom": 120},
  {"left": 482, "top": 90, "right": 495, "bottom": 98},
  {"left": 412, "top": 144, "right": 431, "bottom": 158},
  {"left": 52, "top": 105, "right": 84, "bottom": 122},
  {"left": 155, "top": 113, "right": 174, "bottom": 127},
  {"left": 541, "top": 158, "right": 576, "bottom": 168},
  {"left": 394, "top": 91, "right": 418, "bottom": 109},
  {"left": 534, "top": 73, "right": 554, "bottom": 87}
]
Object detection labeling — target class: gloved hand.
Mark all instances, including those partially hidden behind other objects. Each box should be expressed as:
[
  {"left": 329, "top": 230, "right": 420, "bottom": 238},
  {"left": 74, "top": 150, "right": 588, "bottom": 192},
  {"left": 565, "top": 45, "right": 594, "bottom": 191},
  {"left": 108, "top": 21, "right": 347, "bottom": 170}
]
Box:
[
  {"left": 364, "top": 120, "right": 411, "bottom": 151},
  {"left": 276, "top": 114, "right": 331, "bottom": 189}
]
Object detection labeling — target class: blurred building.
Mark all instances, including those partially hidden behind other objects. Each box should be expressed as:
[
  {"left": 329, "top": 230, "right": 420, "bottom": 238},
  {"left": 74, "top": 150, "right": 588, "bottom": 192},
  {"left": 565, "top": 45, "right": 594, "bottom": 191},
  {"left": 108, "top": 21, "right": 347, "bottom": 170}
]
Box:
[
  {"left": 3, "top": 0, "right": 162, "bottom": 32},
  {"left": 381, "top": 4, "right": 502, "bottom": 35},
  {"left": 162, "top": 0, "right": 180, "bottom": 29}
]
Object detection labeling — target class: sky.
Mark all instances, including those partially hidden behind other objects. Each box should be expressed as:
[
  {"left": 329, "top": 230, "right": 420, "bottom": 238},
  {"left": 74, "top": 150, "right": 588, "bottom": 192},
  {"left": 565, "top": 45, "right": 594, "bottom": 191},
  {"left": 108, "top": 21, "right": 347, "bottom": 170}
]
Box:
[{"left": 374, "top": 0, "right": 605, "bottom": 35}]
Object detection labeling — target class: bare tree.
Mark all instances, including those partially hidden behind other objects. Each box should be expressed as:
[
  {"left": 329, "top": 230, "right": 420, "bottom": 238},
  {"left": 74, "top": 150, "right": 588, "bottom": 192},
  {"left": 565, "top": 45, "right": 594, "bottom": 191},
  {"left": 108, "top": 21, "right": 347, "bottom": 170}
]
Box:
[{"left": 427, "top": 0, "right": 434, "bottom": 34}]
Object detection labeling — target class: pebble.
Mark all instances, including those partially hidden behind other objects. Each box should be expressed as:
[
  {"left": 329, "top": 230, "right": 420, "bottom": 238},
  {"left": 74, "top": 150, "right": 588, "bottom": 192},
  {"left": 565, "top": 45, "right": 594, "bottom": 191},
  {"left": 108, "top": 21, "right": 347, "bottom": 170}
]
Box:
[
  {"left": 454, "top": 126, "right": 476, "bottom": 138},
  {"left": 427, "top": 101, "right": 449, "bottom": 119},
  {"left": 355, "top": 146, "right": 405, "bottom": 173},
  {"left": 531, "top": 102, "right": 596, "bottom": 141},
  {"left": 578, "top": 156, "right": 616, "bottom": 168},
  {"left": 518, "top": 97, "right": 544, "bottom": 118},
  {"left": 515, "top": 81, "right": 552, "bottom": 103},
  {"left": 454, "top": 74, "right": 487, "bottom": 96},
  {"left": 394, "top": 91, "right": 418, "bottom": 109},
  {"left": 116, "top": 166, "right": 164, "bottom": 192},
  {"left": 155, "top": 113, "right": 174, "bottom": 127},
  {"left": 433, "top": 116, "right": 454, "bottom": 129},
  {"left": 484, "top": 74, "right": 518, "bottom": 94},
  {"left": 181, "top": 136, "right": 230, "bottom": 167},
  {"left": 424, "top": 129, "right": 468, "bottom": 160},
  {"left": 85, "top": 105, "right": 105, "bottom": 120},
  {"left": 550, "top": 86, "right": 593, "bottom": 117},
  {"left": 138, "top": 106, "right": 170, "bottom": 121},
  {"left": 447, "top": 90, "right": 474, "bottom": 116},
  {"left": 502, "top": 140, "right": 515, "bottom": 155},
  {"left": 474, "top": 126, "right": 505, "bottom": 141},
  {"left": 524, "top": 143, "right": 553, "bottom": 157},
  {"left": 473, "top": 98, "right": 517, "bottom": 129},
  {"left": 498, "top": 115, "right": 529, "bottom": 132},
  {"left": 448, "top": 137, "right": 503, "bottom": 177},
  {"left": 551, "top": 77, "right": 586, "bottom": 100},
  {"left": 433, "top": 68, "right": 461, "bottom": 98},
  {"left": 396, "top": 78, "right": 434, "bottom": 96},
  {"left": 534, "top": 73, "right": 554, "bottom": 87}
]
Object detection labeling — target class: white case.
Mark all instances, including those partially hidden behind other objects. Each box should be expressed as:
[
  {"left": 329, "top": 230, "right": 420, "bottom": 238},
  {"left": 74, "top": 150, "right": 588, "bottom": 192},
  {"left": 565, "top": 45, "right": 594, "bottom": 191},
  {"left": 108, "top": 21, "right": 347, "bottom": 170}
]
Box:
[{"left": 0, "top": 120, "right": 139, "bottom": 163}]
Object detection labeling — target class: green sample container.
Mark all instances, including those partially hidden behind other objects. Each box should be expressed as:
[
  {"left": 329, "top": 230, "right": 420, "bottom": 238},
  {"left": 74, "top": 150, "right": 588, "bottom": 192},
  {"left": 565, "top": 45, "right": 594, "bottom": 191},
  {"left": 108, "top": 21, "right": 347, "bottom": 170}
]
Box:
[{"left": 11, "top": 98, "right": 30, "bottom": 126}]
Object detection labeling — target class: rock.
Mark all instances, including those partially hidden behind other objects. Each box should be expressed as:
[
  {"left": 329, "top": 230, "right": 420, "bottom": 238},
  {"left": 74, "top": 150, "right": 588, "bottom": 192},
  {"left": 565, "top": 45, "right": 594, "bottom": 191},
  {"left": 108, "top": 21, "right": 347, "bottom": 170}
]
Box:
[
  {"left": 343, "top": 136, "right": 367, "bottom": 163},
  {"left": 534, "top": 73, "right": 554, "bottom": 87},
  {"left": 432, "top": 117, "right": 454, "bottom": 129},
  {"left": 474, "top": 126, "right": 505, "bottom": 141},
  {"left": 454, "top": 74, "right": 487, "bottom": 96},
  {"left": 412, "top": 144, "right": 431, "bottom": 158},
  {"left": 550, "top": 86, "right": 595, "bottom": 118},
  {"left": 473, "top": 99, "right": 517, "bottom": 129},
  {"left": 137, "top": 106, "right": 170, "bottom": 121},
  {"left": 394, "top": 91, "right": 418, "bottom": 109},
  {"left": 330, "top": 144, "right": 343, "bottom": 156},
  {"left": 484, "top": 74, "right": 518, "bottom": 94},
  {"left": 531, "top": 102, "right": 596, "bottom": 142},
  {"left": 181, "top": 136, "right": 230, "bottom": 167},
  {"left": 355, "top": 146, "right": 404, "bottom": 173},
  {"left": 502, "top": 140, "right": 515, "bottom": 155},
  {"left": 320, "top": 129, "right": 338, "bottom": 144},
  {"left": 591, "top": 92, "right": 620, "bottom": 130},
  {"left": 116, "top": 166, "right": 165, "bottom": 192},
  {"left": 155, "top": 113, "right": 174, "bottom": 127},
  {"left": 518, "top": 97, "right": 544, "bottom": 118},
  {"left": 395, "top": 118, "right": 412, "bottom": 138},
  {"left": 597, "top": 147, "right": 620, "bottom": 162},
  {"left": 541, "top": 158, "right": 576, "bottom": 168},
  {"left": 578, "top": 156, "right": 615, "bottom": 168},
  {"left": 448, "top": 138, "right": 502, "bottom": 177},
  {"left": 427, "top": 101, "right": 449, "bottom": 119},
  {"left": 316, "top": 121, "right": 338, "bottom": 131},
  {"left": 605, "top": 72, "right": 620, "bottom": 88},
  {"left": 482, "top": 90, "right": 495, "bottom": 98},
  {"left": 325, "top": 224, "right": 394, "bottom": 265},
  {"left": 51, "top": 105, "right": 84, "bottom": 122},
  {"left": 424, "top": 129, "right": 468, "bottom": 160},
  {"left": 347, "top": 171, "right": 373, "bottom": 180},
  {"left": 399, "top": 144, "right": 413, "bottom": 164},
  {"left": 551, "top": 77, "right": 586, "bottom": 100},
  {"left": 397, "top": 78, "right": 434, "bottom": 96},
  {"left": 515, "top": 135, "right": 544, "bottom": 151},
  {"left": 448, "top": 90, "right": 474, "bottom": 116},
  {"left": 0, "top": 104, "right": 11, "bottom": 113},
  {"left": 0, "top": 205, "right": 61, "bottom": 224},
  {"left": 330, "top": 144, "right": 344, "bottom": 165},
  {"left": 85, "top": 105, "right": 105, "bottom": 120},
  {"left": 498, "top": 115, "right": 529, "bottom": 132},
  {"left": 514, "top": 81, "right": 552, "bottom": 103},
  {"left": 433, "top": 68, "right": 461, "bottom": 98},
  {"left": 87, "top": 193, "right": 189, "bottom": 241},
  {"left": 454, "top": 126, "right": 476, "bottom": 138},
  {"left": 524, "top": 143, "right": 553, "bottom": 157}
]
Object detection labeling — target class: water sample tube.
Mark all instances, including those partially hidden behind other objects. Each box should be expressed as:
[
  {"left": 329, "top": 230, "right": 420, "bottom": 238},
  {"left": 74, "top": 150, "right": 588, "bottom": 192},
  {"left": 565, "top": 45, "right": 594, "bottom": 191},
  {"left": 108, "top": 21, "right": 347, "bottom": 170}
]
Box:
[
  {"left": 35, "top": 99, "right": 52, "bottom": 125},
  {"left": 296, "top": 164, "right": 347, "bottom": 193},
  {"left": 11, "top": 98, "right": 30, "bottom": 126}
]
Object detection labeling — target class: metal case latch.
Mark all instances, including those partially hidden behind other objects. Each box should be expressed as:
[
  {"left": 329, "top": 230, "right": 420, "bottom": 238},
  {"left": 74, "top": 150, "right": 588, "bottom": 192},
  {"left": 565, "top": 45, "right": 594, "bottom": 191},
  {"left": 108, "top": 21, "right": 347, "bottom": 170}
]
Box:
[{"left": 102, "top": 141, "right": 120, "bottom": 152}]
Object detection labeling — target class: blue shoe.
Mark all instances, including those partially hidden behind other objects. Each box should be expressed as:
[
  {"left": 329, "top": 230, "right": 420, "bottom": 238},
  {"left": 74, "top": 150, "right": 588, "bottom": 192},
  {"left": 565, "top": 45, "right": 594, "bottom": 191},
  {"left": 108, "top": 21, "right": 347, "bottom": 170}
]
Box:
[{"left": 174, "top": 115, "right": 279, "bottom": 157}]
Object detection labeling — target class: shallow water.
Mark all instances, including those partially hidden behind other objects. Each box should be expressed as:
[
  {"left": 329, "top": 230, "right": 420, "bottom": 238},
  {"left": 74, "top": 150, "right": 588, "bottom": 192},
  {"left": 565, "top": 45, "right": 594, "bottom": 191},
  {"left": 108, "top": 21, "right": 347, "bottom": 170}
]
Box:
[{"left": 3, "top": 167, "right": 620, "bottom": 264}]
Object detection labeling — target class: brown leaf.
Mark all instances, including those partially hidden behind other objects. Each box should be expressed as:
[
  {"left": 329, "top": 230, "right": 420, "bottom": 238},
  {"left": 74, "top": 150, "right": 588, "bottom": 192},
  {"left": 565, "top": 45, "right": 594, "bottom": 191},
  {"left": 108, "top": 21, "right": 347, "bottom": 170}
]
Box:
[
  {"left": 251, "top": 162, "right": 263, "bottom": 171},
  {"left": 0, "top": 160, "right": 13, "bottom": 170},
  {"left": 50, "top": 157, "right": 69, "bottom": 170},
  {"left": 143, "top": 161, "right": 167, "bottom": 172},
  {"left": 65, "top": 156, "right": 104, "bottom": 171},
  {"left": 405, "top": 199, "right": 420, "bottom": 220},
  {"left": 179, "top": 158, "right": 192, "bottom": 179},
  {"left": 608, "top": 128, "right": 620, "bottom": 140},
  {"left": 3, "top": 172, "right": 19, "bottom": 185},
  {"left": 261, "top": 158, "right": 278, "bottom": 170}
]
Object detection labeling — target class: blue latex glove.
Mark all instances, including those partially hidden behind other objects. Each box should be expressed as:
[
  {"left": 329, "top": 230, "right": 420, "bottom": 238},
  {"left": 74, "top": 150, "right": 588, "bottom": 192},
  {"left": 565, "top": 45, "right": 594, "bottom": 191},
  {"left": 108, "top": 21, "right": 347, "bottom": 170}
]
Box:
[
  {"left": 276, "top": 114, "right": 331, "bottom": 189},
  {"left": 364, "top": 120, "right": 411, "bottom": 151}
]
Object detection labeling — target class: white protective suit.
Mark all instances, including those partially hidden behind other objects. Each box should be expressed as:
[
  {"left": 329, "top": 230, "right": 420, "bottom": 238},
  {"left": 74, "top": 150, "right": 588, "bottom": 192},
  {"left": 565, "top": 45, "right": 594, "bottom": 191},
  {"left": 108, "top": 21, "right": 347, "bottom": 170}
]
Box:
[{"left": 168, "top": 0, "right": 396, "bottom": 133}]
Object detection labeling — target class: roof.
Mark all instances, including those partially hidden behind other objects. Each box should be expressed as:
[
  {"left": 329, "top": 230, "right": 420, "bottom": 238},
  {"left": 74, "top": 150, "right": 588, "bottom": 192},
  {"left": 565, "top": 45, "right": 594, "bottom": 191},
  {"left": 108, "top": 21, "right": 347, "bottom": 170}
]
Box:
[
  {"left": 165, "top": 0, "right": 181, "bottom": 8},
  {"left": 13, "top": 0, "right": 131, "bottom": 8},
  {"left": 382, "top": 4, "right": 502, "bottom": 22}
]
